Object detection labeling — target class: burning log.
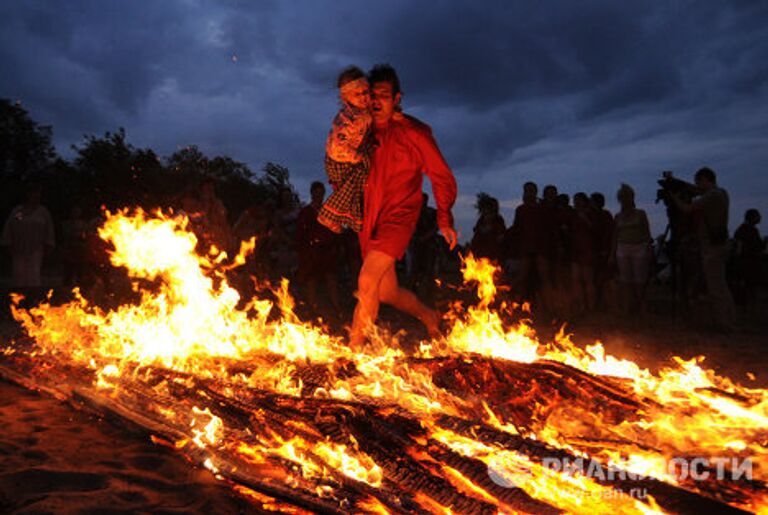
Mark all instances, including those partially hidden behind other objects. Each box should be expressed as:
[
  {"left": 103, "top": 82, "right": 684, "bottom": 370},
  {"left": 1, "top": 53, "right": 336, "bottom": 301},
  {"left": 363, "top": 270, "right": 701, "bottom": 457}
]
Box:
[
  {"left": 418, "top": 356, "right": 648, "bottom": 430},
  {"left": 0, "top": 347, "right": 757, "bottom": 515},
  {"left": 3, "top": 209, "right": 766, "bottom": 514},
  {"left": 434, "top": 415, "right": 751, "bottom": 515}
]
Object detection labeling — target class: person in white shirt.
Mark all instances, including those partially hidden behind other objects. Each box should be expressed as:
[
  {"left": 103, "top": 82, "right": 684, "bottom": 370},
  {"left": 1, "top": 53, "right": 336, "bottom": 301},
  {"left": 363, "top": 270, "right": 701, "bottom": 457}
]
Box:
[{"left": 2, "top": 184, "right": 55, "bottom": 288}]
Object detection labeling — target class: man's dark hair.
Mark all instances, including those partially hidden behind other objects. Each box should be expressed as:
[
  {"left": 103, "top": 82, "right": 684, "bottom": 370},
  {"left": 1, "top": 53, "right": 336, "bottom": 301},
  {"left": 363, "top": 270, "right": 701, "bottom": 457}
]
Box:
[
  {"left": 590, "top": 192, "right": 605, "bottom": 208},
  {"left": 277, "top": 186, "right": 295, "bottom": 209},
  {"left": 475, "top": 192, "right": 498, "bottom": 214},
  {"left": 337, "top": 66, "right": 366, "bottom": 88},
  {"left": 310, "top": 180, "right": 325, "bottom": 192},
  {"left": 695, "top": 167, "right": 717, "bottom": 184},
  {"left": 523, "top": 181, "right": 538, "bottom": 195},
  {"left": 745, "top": 208, "right": 760, "bottom": 223},
  {"left": 368, "top": 63, "right": 401, "bottom": 96}
]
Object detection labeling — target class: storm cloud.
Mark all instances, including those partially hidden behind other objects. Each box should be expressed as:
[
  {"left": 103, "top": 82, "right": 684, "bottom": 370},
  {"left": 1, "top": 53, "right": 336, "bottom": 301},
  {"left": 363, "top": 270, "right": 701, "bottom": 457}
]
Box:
[{"left": 1, "top": 0, "right": 766, "bottom": 238}]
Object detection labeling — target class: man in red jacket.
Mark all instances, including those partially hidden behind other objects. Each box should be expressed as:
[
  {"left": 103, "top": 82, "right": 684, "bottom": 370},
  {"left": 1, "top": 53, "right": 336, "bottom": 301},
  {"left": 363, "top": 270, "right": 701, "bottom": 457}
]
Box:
[{"left": 350, "top": 64, "right": 458, "bottom": 348}]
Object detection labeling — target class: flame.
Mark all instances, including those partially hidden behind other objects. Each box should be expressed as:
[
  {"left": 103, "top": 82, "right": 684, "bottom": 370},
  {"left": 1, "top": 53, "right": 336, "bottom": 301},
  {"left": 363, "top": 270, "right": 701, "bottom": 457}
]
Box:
[
  {"left": 237, "top": 435, "right": 382, "bottom": 488},
  {"left": 191, "top": 406, "right": 223, "bottom": 448},
  {"left": 356, "top": 496, "right": 392, "bottom": 515},
  {"left": 431, "top": 426, "right": 664, "bottom": 515},
  {"left": 232, "top": 485, "right": 314, "bottom": 514},
  {"left": 433, "top": 256, "right": 767, "bottom": 500},
  {"left": 8, "top": 209, "right": 767, "bottom": 514}
]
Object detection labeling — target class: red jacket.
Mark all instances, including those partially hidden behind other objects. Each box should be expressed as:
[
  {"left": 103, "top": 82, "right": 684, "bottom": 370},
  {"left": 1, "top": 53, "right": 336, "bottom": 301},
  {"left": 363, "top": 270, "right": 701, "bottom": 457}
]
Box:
[{"left": 359, "top": 115, "right": 457, "bottom": 259}]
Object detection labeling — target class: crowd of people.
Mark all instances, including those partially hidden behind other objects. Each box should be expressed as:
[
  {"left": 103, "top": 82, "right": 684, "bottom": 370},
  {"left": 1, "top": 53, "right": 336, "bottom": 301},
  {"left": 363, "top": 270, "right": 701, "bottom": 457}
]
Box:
[
  {"left": 467, "top": 168, "right": 766, "bottom": 330},
  {"left": 1, "top": 168, "right": 765, "bottom": 333},
  {"left": 469, "top": 181, "right": 650, "bottom": 318}
]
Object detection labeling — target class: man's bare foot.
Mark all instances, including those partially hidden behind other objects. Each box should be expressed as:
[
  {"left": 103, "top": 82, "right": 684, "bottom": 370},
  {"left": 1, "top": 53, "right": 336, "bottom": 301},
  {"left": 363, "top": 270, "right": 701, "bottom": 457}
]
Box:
[
  {"left": 348, "top": 334, "right": 364, "bottom": 353},
  {"left": 348, "top": 324, "right": 368, "bottom": 353},
  {"left": 421, "top": 309, "right": 442, "bottom": 340}
]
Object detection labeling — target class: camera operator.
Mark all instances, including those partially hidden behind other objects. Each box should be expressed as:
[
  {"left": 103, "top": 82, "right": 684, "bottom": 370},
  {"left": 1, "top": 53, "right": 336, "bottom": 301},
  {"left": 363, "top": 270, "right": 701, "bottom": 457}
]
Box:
[
  {"left": 671, "top": 167, "right": 735, "bottom": 330},
  {"left": 656, "top": 172, "right": 700, "bottom": 310}
]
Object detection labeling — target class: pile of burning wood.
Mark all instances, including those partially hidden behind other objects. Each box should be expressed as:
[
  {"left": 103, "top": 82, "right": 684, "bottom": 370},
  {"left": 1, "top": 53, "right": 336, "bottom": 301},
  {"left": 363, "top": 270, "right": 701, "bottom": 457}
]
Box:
[{"left": 2, "top": 209, "right": 765, "bottom": 514}]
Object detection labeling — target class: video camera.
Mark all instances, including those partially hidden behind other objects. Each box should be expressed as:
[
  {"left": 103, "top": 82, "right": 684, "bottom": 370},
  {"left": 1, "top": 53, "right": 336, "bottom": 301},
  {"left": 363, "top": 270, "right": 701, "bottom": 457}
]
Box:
[{"left": 656, "top": 171, "right": 700, "bottom": 206}]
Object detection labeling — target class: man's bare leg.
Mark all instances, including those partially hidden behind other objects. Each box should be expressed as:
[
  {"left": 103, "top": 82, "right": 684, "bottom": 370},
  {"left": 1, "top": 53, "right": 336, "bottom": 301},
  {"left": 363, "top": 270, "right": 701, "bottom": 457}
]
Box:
[
  {"left": 349, "top": 250, "right": 394, "bottom": 348},
  {"left": 378, "top": 260, "right": 441, "bottom": 339}
]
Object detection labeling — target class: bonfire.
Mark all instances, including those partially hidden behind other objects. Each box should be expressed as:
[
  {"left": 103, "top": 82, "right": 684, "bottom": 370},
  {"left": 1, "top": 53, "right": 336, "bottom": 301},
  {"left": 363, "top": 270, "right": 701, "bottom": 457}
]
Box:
[{"left": 2, "top": 209, "right": 766, "bottom": 514}]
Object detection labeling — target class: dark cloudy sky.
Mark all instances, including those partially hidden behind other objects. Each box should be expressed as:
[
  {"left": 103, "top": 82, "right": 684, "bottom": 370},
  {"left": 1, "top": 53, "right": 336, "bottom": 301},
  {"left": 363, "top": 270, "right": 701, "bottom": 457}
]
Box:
[{"left": 2, "top": 1, "right": 767, "bottom": 241}]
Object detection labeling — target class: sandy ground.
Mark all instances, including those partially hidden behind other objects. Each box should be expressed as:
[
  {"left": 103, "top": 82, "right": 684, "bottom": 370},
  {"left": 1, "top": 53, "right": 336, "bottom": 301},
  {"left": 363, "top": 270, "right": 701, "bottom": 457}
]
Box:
[{"left": 0, "top": 379, "right": 252, "bottom": 514}]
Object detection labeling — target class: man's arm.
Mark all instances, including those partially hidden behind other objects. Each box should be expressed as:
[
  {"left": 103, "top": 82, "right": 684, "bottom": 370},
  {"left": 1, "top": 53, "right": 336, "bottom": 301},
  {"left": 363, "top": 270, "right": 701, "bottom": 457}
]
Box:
[
  {"left": 640, "top": 210, "right": 652, "bottom": 243},
  {"left": 673, "top": 190, "right": 709, "bottom": 215},
  {"left": 411, "top": 127, "right": 458, "bottom": 249}
]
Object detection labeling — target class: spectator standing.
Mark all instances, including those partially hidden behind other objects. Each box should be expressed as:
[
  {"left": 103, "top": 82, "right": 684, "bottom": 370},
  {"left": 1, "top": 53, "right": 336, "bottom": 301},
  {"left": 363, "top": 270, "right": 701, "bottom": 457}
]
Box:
[
  {"left": 536, "top": 185, "right": 559, "bottom": 312},
  {"left": 673, "top": 168, "right": 735, "bottom": 330},
  {"left": 553, "top": 193, "right": 574, "bottom": 313},
  {"left": 508, "top": 182, "right": 542, "bottom": 304},
  {"left": 612, "top": 184, "right": 652, "bottom": 314},
  {"left": 272, "top": 187, "right": 301, "bottom": 280},
  {"left": 470, "top": 193, "right": 506, "bottom": 263},
  {"left": 60, "top": 205, "right": 88, "bottom": 287},
  {"left": 296, "top": 182, "right": 340, "bottom": 316},
  {"left": 2, "top": 183, "right": 55, "bottom": 290},
  {"left": 733, "top": 209, "right": 764, "bottom": 306},
  {"left": 590, "top": 192, "right": 616, "bottom": 310},
  {"left": 569, "top": 193, "right": 596, "bottom": 314}
]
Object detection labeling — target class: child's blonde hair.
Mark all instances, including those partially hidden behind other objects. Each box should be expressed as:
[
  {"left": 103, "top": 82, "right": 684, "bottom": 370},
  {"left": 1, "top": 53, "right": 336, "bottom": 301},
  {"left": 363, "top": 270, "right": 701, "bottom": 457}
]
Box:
[{"left": 337, "top": 65, "right": 366, "bottom": 88}]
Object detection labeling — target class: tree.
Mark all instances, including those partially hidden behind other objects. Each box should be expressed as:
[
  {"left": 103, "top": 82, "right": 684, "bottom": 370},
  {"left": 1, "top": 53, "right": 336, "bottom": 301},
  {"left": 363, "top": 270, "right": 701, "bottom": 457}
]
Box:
[
  {"left": 0, "top": 104, "right": 300, "bottom": 231},
  {"left": 167, "top": 145, "right": 208, "bottom": 177},
  {"left": 72, "top": 128, "right": 162, "bottom": 210},
  {"left": 0, "top": 99, "right": 61, "bottom": 235},
  {"left": 0, "top": 98, "right": 56, "bottom": 179},
  {"left": 259, "top": 162, "right": 293, "bottom": 196},
  {"left": 209, "top": 156, "right": 254, "bottom": 183}
]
